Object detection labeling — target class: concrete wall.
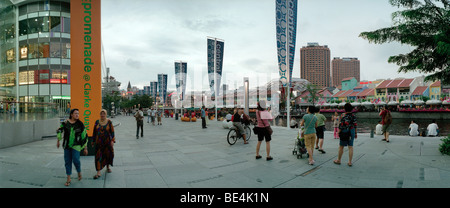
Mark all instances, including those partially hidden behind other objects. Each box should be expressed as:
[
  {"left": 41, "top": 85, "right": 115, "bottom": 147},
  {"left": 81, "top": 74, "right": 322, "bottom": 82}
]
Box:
[{"left": 0, "top": 118, "right": 60, "bottom": 149}]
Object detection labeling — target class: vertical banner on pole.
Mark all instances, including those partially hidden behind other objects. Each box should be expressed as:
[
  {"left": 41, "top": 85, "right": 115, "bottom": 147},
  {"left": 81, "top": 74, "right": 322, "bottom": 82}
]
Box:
[
  {"left": 71, "top": 0, "right": 102, "bottom": 136},
  {"left": 175, "top": 62, "right": 187, "bottom": 101},
  {"left": 158, "top": 74, "right": 168, "bottom": 106},
  {"left": 276, "top": 0, "right": 297, "bottom": 87},
  {"left": 207, "top": 38, "right": 224, "bottom": 97}
]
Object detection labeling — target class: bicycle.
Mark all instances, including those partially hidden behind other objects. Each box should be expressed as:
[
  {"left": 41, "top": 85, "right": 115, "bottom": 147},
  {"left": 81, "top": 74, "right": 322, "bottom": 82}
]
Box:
[{"left": 227, "top": 123, "right": 252, "bottom": 145}]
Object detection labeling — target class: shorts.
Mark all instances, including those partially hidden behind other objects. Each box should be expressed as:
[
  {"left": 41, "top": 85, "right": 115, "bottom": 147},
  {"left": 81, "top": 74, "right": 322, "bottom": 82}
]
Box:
[
  {"left": 257, "top": 127, "right": 272, "bottom": 142},
  {"left": 316, "top": 125, "right": 325, "bottom": 139},
  {"left": 382, "top": 124, "right": 390, "bottom": 134},
  {"left": 304, "top": 133, "right": 316, "bottom": 150},
  {"left": 339, "top": 129, "right": 355, "bottom": 147},
  {"left": 233, "top": 122, "right": 246, "bottom": 135},
  {"left": 157, "top": 117, "right": 161, "bottom": 122}
]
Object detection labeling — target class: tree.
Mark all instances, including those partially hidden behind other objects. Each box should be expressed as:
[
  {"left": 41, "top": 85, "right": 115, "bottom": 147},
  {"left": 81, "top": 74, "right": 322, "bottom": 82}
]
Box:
[
  {"left": 304, "top": 84, "right": 322, "bottom": 106},
  {"left": 359, "top": 0, "right": 450, "bottom": 84}
]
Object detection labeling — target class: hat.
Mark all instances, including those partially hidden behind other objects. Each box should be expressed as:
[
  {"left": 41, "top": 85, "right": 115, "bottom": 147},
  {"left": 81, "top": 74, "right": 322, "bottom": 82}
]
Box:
[{"left": 259, "top": 100, "right": 267, "bottom": 109}]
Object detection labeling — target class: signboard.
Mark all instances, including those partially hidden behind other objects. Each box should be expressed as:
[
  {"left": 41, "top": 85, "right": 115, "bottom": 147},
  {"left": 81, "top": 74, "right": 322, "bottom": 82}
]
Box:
[{"left": 71, "top": 0, "right": 102, "bottom": 136}]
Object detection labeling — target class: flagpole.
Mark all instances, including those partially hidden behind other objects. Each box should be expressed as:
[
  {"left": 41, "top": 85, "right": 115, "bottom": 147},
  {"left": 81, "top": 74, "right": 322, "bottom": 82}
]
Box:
[{"left": 286, "top": 0, "right": 291, "bottom": 128}]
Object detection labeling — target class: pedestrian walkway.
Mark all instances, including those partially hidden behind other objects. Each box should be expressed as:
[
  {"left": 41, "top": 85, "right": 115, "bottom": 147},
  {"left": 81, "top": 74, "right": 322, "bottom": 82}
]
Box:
[{"left": 1, "top": 115, "right": 449, "bottom": 188}]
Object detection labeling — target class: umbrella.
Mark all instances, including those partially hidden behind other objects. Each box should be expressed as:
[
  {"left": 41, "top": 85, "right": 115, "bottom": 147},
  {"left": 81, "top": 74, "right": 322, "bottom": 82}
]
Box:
[
  {"left": 443, "top": 100, "right": 450, "bottom": 105},
  {"left": 351, "top": 102, "right": 361, "bottom": 106},
  {"left": 426, "top": 99, "right": 442, "bottom": 105},
  {"left": 400, "top": 100, "right": 413, "bottom": 105},
  {"left": 338, "top": 102, "right": 347, "bottom": 107},
  {"left": 375, "top": 101, "right": 387, "bottom": 106},
  {"left": 414, "top": 100, "right": 424, "bottom": 105},
  {"left": 362, "top": 101, "right": 374, "bottom": 106},
  {"left": 388, "top": 101, "right": 398, "bottom": 106}
]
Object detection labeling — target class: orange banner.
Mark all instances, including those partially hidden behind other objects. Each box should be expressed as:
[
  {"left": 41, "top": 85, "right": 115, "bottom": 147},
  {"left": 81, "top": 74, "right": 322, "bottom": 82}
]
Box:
[{"left": 71, "top": 0, "right": 102, "bottom": 136}]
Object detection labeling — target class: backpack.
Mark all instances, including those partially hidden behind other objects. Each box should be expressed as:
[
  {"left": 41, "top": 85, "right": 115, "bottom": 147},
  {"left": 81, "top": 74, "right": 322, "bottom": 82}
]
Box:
[{"left": 384, "top": 110, "right": 392, "bottom": 125}]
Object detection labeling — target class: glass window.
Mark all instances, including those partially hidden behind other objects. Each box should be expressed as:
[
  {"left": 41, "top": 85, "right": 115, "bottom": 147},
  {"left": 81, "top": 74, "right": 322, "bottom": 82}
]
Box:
[
  {"left": 63, "top": 17, "right": 70, "bottom": 33},
  {"left": 50, "top": 41, "right": 61, "bottom": 58},
  {"left": 61, "top": 2, "right": 70, "bottom": 13},
  {"left": 28, "top": 18, "right": 41, "bottom": 34},
  {"left": 50, "top": 1, "right": 60, "bottom": 11},
  {"left": 39, "top": 42, "right": 50, "bottom": 58},
  {"left": 51, "top": 69, "right": 61, "bottom": 84},
  {"left": 20, "top": 44, "right": 28, "bottom": 60},
  {"left": 27, "top": 2, "right": 39, "bottom": 13},
  {"left": 62, "top": 70, "right": 69, "bottom": 84},
  {"left": 19, "top": 19, "right": 28, "bottom": 36},
  {"left": 50, "top": 16, "right": 61, "bottom": 33},
  {"left": 6, "top": 48, "right": 15, "bottom": 63},
  {"left": 28, "top": 43, "right": 39, "bottom": 59},
  {"left": 19, "top": 5, "right": 27, "bottom": 16},
  {"left": 61, "top": 39, "right": 70, "bottom": 59},
  {"left": 19, "top": 71, "right": 29, "bottom": 85},
  {"left": 42, "top": 16, "right": 49, "bottom": 32}
]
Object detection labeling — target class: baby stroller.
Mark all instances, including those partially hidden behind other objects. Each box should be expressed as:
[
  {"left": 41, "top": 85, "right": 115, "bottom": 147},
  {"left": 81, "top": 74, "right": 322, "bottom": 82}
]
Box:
[{"left": 292, "top": 127, "right": 308, "bottom": 159}]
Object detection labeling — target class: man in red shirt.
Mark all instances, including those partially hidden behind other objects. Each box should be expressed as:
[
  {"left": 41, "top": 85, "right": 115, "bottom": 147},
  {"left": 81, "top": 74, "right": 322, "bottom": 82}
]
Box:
[{"left": 379, "top": 106, "right": 391, "bottom": 142}]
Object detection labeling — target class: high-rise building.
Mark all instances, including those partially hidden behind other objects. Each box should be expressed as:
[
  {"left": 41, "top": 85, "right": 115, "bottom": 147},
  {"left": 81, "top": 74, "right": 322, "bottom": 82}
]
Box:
[
  {"left": 300, "top": 42, "right": 331, "bottom": 88},
  {"left": 158, "top": 74, "right": 167, "bottom": 106},
  {"left": 332, "top": 57, "right": 360, "bottom": 87},
  {"left": 0, "top": 0, "right": 72, "bottom": 111}
]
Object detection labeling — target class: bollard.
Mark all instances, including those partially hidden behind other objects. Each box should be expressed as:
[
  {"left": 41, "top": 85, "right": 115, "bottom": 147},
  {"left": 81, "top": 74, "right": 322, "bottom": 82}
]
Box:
[{"left": 370, "top": 129, "right": 374, "bottom": 138}]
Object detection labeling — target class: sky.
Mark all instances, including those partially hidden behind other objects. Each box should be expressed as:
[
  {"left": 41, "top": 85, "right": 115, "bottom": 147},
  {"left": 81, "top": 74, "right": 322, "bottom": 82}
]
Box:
[{"left": 101, "top": 0, "right": 426, "bottom": 91}]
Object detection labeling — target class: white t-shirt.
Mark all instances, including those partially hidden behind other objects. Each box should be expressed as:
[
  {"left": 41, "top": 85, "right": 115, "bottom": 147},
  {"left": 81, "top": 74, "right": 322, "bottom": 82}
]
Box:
[
  {"left": 147, "top": 109, "right": 151, "bottom": 116},
  {"left": 409, "top": 123, "right": 419, "bottom": 136},
  {"left": 152, "top": 110, "right": 157, "bottom": 116},
  {"left": 427, "top": 123, "right": 439, "bottom": 136}
]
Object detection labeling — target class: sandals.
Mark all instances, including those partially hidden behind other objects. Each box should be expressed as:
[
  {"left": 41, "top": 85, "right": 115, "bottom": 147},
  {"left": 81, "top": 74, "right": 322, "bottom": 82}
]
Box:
[
  {"left": 64, "top": 180, "right": 71, "bottom": 186},
  {"left": 333, "top": 160, "right": 341, "bottom": 165},
  {"left": 266, "top": 156, "right": 273, "bottom": 161},
  {"left": 93, "top": 175, "right": 101, "bottom": 180}
]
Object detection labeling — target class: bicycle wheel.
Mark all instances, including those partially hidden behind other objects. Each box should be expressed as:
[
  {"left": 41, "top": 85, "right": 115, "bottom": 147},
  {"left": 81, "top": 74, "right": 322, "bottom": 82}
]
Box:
[
  {"left": 245, "top": 125, "right": 251, "bottom": 141},
  {"left": 227, "top": 129, "right": 238, "bottom": 145}
]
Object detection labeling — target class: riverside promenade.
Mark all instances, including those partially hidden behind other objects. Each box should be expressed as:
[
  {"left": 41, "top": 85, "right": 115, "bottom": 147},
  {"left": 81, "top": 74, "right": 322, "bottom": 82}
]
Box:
[{"left": 1, "top": 115, "right": 449, "bottom": 188}]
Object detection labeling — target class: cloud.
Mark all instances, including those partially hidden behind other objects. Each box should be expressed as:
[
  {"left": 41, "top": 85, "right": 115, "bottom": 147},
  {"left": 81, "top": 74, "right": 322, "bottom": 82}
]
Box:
[{"left": 126, "top": 58, "right": 142, "bottom": 70}]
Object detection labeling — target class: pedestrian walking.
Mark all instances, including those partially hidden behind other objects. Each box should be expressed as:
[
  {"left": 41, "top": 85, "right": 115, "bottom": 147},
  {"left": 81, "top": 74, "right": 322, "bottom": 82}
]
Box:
[
  {"left": 201, "top": 106, "right": 207, "bottom": 129},
  {"left": 315, "top": 107, "right": 326, "bottom": 154},
  {"left": 151, "top": 108, "right": 156, "bottom": 125},
  {"left": 334, "top": 103, "right": 358, "bottom": 167},
  {"left": 56, "top": 109, "right": 89, "bottom": 186},
  {"left": 135, "top": 107, "right": 144, "bottom": 139},
  {"left": 157, "top": 109, "right": 162, "bottom": 125},
  {"left": 332, "top": 111, "right": 340, "bottom": 139},
  {"left": 92, "top": 109, "right": 116, "bottom": 179},
  {"left": 255, "top": 100, "right": 273, "bottom": 161},
  {"left": 379, "top": 105, "right": 392, "bottom": 142},
  {"left": 300, "top": 106, "right": 318, "bottom": 165},
  {"left": 147, "top": 108, "right": 152, "bottom": 123}
]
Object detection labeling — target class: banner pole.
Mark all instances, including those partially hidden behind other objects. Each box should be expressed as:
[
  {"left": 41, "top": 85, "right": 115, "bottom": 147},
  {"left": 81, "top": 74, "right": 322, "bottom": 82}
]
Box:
[{"left": 286, "top": 0, "right": 291, "bottom": 128}]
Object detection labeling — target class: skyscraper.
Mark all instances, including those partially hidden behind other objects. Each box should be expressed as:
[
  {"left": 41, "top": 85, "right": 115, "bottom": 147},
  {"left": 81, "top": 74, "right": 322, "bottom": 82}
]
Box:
[
  {"left": 300, "top": 43, "right": 331, "bottom": 88},
  {"left": 158, "top": 74, "right": 167, "bottom": 106},
  {"left": 332, "top": 57, "right": 360, "bottom": 87}
]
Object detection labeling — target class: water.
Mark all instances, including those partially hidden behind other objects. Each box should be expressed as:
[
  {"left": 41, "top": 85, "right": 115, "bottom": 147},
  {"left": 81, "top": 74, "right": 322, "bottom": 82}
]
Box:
[{"left": 274, "top": 117, "right": 450, "bottom": 136}]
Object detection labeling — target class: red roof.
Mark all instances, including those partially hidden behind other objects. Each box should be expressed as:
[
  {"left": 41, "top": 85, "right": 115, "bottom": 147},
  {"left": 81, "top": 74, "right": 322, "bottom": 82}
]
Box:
[
  {"left": 349, "top": 90, "right": 361, "bottom": 97},
  {"left": 342, "top": 77, "right": 356, "bottom": 81},
  {"left": 332, "top": 90, "right": 348, "bottom": 98},
  {"left": 357, "top": 89, "right": 375, "bottom": 97},
  {"left": 411, "top": 86, "right": 428, "bottom": 96},
  {"left": 376, "top": 78, "right": 414, "bottom": 89},
  {"left": 431, "top": 81, "right": 441, "bottom": 87}
]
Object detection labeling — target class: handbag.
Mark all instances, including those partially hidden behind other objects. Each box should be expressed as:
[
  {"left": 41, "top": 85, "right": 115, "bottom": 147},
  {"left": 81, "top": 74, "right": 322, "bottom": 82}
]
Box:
[{"left": 266, "top": 126, "right": 273, "bottom": 135}]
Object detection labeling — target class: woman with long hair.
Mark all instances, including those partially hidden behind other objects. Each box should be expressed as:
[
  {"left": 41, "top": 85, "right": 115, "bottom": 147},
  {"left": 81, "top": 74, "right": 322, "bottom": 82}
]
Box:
[{"left": 57, "top": 109, "right": 88, "bottom": 186}]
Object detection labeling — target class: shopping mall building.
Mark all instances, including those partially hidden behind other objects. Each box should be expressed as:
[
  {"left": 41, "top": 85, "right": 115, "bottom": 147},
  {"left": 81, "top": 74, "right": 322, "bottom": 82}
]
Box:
[{"left": 1, "top": 0, "right": 71, "bottom": 113}]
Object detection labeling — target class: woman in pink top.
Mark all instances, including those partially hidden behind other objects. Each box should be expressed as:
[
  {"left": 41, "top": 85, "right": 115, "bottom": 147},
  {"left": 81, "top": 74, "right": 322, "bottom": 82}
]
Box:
[{"left": 255, "top": 100, "right": 273, "bottom": 161}]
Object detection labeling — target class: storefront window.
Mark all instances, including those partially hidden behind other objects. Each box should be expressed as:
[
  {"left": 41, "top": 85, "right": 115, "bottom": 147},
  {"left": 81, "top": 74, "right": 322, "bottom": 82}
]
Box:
[
  {"left": 28, "top": 43, "right": 39, "bottom": 59},
  {"left": 6, "top": 48, "right": 15, "bottom": 63},
  {"left": 63, "top": 17, "right": 70, "bottom": 33},
  {"left": 61, "top": 42, "right": 70, "bottom": 58},
  {"left": 50, "top": 41, "right": 61, "bottom": 58},
  {"left": 20, "top": 45, "right": 28, "bottom": 60},
  {"left": 39, "top": 42, "right": 50, "bottom": 58}
]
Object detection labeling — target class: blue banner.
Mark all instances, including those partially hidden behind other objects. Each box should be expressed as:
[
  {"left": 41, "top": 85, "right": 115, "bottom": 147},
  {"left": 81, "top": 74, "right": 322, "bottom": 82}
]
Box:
[
  {"left": 207, "top": 38, "right": 224, "bottom": 97},
  {"left": 175, "top": 62, "right": 187, "bottom": 101},
  {"left": 276, "top": 0, "right": 297, "bottom": 87},
  {"left": 158, "top": 74, "right": 168, "bottom": 105}
]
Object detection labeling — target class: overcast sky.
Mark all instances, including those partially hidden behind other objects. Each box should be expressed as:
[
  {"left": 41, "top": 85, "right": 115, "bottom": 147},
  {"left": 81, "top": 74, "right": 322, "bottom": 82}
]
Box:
[{"left": 101, "top": 0, "right": 425, "bottom": 91}]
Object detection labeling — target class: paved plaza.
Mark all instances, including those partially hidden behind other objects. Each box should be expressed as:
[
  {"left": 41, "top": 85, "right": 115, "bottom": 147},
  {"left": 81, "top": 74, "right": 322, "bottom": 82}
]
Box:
[{"left": 0, "top": 115, "right": 449, "bottom": 188}]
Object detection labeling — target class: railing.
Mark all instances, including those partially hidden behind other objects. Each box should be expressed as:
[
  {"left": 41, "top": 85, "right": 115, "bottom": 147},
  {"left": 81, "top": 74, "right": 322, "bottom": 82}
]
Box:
[{"left": 0, "top": 101, "right": 66, "bottom": 122}]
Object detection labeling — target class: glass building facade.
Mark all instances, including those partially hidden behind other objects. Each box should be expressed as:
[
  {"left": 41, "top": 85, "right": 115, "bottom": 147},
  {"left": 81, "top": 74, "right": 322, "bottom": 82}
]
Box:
[{"left": 1, "top": 0, "right": 71, "bottom": 113}]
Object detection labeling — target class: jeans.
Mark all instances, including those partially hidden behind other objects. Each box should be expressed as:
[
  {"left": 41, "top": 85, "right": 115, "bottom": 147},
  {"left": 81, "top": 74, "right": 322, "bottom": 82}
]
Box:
[
  {"left": 136, "top": 120, "right": 143, "bottom": 136},
  {"left": 64, "top": 148, "right": 81, "bottom": 176},
  {"left": 202, "top": 117, "right": 206, "bottom": 128}
]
